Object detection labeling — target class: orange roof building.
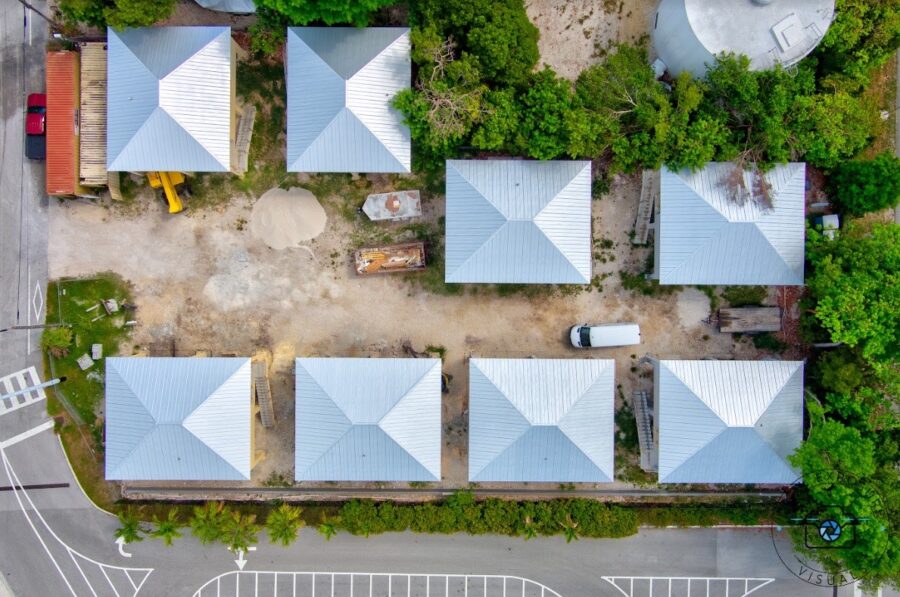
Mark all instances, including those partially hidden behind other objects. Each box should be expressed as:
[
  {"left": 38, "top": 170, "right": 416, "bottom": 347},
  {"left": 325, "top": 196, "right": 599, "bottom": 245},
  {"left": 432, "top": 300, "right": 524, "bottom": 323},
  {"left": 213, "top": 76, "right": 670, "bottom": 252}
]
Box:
[{"left": 46, "top": 51, "right": 85, "bottom": 197}]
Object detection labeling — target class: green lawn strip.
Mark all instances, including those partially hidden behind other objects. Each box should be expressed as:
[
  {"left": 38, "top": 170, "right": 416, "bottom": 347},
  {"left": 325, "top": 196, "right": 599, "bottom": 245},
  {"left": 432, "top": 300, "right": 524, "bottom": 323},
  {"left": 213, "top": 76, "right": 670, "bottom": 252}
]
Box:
[{"left": 44, "top": 274, "right": 134, "bottom": 423}]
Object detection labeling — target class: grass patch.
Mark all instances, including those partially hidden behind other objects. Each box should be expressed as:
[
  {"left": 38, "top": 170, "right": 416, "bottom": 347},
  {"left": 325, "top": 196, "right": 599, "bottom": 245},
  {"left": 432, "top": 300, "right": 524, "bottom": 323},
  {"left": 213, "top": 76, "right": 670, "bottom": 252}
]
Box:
[
  {"left": 620, "top": 271, "right": 680, "bottom": 297},
  {"left": 861, "top": 54, "right": 897, "bottom": 158},
  {"left": 403, "top": 217, "right": 464, "bottom": 296},
  {"left": 722, "top": 285, "right": 768, "bottom": 307},
  {"left": 615, "top": 400, "right": 639, "bottom": 452},
  {"left": 695, "top": 286, "right": 720, "bottom": 311},
  {"left": 44, "top": 274, "right": 134, "bottom": 423}
]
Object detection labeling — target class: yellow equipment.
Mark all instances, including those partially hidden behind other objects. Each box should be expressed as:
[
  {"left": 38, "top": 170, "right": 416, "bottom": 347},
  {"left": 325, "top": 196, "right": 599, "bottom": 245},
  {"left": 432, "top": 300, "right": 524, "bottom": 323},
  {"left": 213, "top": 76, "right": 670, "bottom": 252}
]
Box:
[{"left": 146, "top": 172, "right": 185, "bottom": 214}]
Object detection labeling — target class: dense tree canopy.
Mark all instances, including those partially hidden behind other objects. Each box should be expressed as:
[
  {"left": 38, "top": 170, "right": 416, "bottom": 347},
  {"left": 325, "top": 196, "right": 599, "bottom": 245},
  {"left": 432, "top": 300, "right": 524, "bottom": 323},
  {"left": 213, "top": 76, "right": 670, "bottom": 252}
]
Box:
[
  {"left": 830, "top": 152, "right": 900, "bottom": 216},
  {"left": 806, "top": 222, "right": 900, "bottom": 362},
  {"left": 815, "top": 0, "right": 900, "bottom": 83},
  {"left": 58, "top": 0, "right": 176, "bottom": 28},
  {"left": 253, "top": 0, "right": 397, "bottom": 26}
]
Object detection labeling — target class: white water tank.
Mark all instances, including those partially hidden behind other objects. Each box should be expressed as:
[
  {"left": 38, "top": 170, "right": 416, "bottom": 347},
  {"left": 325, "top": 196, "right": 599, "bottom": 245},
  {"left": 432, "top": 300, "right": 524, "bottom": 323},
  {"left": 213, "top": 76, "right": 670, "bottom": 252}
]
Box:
[{"left": 652, "top": 0, "right": 835, "bottom": 77}]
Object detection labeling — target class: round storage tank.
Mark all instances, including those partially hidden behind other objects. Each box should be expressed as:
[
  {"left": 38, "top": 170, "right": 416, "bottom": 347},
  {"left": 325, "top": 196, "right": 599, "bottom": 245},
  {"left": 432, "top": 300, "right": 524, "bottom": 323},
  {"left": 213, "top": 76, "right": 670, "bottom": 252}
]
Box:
[{"left": 652, "top": 0, "right": 835, "bottom": 77}]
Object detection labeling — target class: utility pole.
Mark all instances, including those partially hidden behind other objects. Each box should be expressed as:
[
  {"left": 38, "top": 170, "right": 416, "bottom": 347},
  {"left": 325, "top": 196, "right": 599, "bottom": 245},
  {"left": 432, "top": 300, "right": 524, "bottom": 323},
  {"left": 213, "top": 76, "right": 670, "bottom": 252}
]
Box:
[{"left": 15, "top": 0, "right": 58, "bottom": 29}]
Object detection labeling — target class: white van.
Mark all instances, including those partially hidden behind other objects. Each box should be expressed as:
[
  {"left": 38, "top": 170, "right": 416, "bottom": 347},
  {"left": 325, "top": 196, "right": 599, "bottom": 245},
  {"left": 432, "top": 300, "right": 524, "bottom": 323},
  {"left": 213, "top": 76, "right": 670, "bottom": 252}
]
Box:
[{"left": 570, "top": 323, "right": 641, "bottom": 348}]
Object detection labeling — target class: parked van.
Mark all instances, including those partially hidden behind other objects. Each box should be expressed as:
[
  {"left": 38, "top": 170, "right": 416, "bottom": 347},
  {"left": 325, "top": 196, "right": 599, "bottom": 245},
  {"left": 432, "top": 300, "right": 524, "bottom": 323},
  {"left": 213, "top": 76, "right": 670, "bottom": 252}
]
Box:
[{"left": 570, "top": 323, "right": 641, "bottom": 348}]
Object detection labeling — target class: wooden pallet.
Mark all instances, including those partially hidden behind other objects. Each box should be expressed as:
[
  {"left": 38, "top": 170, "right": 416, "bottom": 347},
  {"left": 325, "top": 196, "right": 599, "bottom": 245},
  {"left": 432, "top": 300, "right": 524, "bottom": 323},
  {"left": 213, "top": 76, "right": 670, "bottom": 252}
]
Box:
[
  {"left": 253, "top": 360, "right": 275, "bottom": 428},
  {"left": 632, "top": 390, "right": 657, "bottom": 472},
  {"left": 718, "top": 307, "right": 782, "bottom": 333},
  {"left": 79, "top": 42, "right": 107, "bottom": 187},
  {"left": 634, "top": 170, "right": 658, "bottom": 245}
]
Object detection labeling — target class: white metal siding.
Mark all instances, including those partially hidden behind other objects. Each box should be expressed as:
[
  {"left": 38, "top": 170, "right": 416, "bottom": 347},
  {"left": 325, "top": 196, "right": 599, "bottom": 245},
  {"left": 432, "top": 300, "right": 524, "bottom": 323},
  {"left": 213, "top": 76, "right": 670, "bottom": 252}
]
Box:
[
  {"left": 286, "top": 28, "right": 411, "bottom": 173},
  {"left": 107, "top": 27, "right": 232, "bottom": 172},
  {"left": 657, "top": 360, "right": 803, "bottom": 484},
  {"left": 445, "top": 160, "right": 592, "bottom": 284},
  {"left": 468, "top": 358, "right": 614, "bottom": 482},
  {"left": 105, "top": 357, "right": 251, "bottom": 480},
  {"left": 294, "top": 358, "right": 441, "bottom": 481},
  {"left": 658, "top": 163, "right": 805, "bottom": 285}
]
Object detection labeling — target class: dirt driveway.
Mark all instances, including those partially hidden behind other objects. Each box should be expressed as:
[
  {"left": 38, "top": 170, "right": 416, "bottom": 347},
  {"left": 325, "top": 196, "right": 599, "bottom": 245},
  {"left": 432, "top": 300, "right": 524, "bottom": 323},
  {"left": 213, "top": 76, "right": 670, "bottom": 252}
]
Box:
[{"left": 49, "top": 175, "right": 756, "bottom": 487}]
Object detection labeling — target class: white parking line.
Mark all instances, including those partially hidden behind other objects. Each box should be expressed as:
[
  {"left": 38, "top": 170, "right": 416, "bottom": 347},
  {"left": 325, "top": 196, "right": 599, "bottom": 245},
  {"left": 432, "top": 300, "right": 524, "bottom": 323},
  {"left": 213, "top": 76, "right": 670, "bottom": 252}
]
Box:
[
  {"left": 0, "top": 420, "right": 53, "bottom": 449},
  {"left": 193, "top": 572, "right": 563, "bottom": 597},
  {"left": 601, "top": 576, "right": 775, "bottom": 597},
  {"left": 0, "top": 447, "right": 154, "bottom": 596}
]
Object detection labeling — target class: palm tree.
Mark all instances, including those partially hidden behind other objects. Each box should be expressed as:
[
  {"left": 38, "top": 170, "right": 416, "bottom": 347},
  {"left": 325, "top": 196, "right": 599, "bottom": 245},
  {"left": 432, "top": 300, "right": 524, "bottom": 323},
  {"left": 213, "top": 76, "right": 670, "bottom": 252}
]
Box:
[
  {"left": 522, "top": 516, "right": 537, "bottom": 541},
  {"left": 190, "top": 502, "right": 227, "bottom": 545},
  {"left": 221, "top": 511, "right": 260, "bottom": 552},
  {"left": 114, "top": 510, "right": 145, "bottom": 544},
  {"left": 151, "top": 510, "right": 183, "bottom": 547},
  {"left": 559, "top": 514, "right": 579, "bottom": 544},
  {"left": 317, "top": 520, "right": 338, "bottom": 541},
  {"left": 266, "top": 503, "right": 304, "bottom": 547}
]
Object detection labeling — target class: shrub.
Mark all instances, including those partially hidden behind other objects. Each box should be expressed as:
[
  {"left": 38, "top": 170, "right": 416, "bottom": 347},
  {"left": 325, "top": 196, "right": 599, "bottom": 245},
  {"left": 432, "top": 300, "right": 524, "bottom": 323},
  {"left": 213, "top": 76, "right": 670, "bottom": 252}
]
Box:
[
  {"left": 829, "top": 152, "right": 900, "bottom": 216},
  {"left": 721, "top": 286, "right": 768, "bottom": 307},
  {"left": 41, "top": 327, "right": 73, "bottom": 358},
  {"left": 753, "top": 333, "right": 787, "bottom": 352}
]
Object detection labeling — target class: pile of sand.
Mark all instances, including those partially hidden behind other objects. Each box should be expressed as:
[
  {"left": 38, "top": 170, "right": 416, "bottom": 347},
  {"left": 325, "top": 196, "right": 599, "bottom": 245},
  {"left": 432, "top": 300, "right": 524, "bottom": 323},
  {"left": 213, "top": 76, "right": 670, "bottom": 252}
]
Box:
[{"left": 250, "top": 187, "right": 327, "bottom": 250}]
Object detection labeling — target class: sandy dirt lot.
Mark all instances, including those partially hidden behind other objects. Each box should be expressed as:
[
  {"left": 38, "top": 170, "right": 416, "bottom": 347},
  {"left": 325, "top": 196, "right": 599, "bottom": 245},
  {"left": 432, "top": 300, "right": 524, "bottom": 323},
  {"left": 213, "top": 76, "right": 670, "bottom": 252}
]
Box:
[
  {"left": 526, "top": 0, "right": 659, "bottom": 79},
  {"left": 49, "top": 173, "right": 766, "bottom": 488}
]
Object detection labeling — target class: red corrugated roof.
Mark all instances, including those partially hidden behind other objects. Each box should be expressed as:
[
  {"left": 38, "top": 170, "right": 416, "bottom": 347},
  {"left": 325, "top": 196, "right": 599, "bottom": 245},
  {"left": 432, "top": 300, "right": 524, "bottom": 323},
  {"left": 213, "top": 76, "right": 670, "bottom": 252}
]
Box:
[{"left": 46, "top": 52, "right": 78, "bottom": 196}]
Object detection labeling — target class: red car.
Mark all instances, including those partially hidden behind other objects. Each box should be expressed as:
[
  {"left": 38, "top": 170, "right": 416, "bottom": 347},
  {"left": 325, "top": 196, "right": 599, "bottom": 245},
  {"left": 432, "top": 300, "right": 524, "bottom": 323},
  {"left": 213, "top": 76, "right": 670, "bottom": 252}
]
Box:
[{"left": 25, "top": 93, "right": 46, "bottom": 160}]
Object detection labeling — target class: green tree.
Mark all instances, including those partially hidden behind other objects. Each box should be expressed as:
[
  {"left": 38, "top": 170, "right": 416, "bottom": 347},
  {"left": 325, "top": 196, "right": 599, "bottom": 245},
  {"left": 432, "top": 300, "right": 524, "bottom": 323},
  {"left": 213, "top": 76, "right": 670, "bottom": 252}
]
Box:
[
  {"left": 829, "top": 152, "right": 900, "bottom": 216},
  {"left": 411, "top": 0, "right": 539, "bottom": 87},
  {"left": 221, "top": 512, "right": 260, "bottom": 552},
  {"left": 790, "top": 90, "right": 876, "bottom": 169},
  {"left": 471, "top": 89, "right": 519, "bottom": 151},
  {"left": 317, "top": 520, "right": 338, "bottom": 541},
  {"left": 114, "top": 510, "right": 145, "bottom": 545},
  {"left": 664, "top": 73, "right": 728, "bottom": 170},
  {"left": 266, "top": 503, "right": 304, "bottom": 546},
  {"left": 575, "top": 45, "right": 673, "bottom": 171},
  {"left": 514, "top": 69, "right": 573, "bottom": 160},
  {"left": 252, "top": 0, "right": 398, "bottom": 26},
  {"left": 104, "top": 0, "right": 175, "bottom": 28},
  {"left": 41, "top": 327, "right": 73, "bottom": 358},
  {"left": 190, "top": 502, "right": 228, "bottom": 545},
  {"left": 815, "top": 0, "right": 900, "bottom": 83},
  {"left": 701, "top": 54, "right": 814, "bottom": 165},
  {"left": 150, "top": 510, "right": 183, "bottom": 547},
  {"left": 559, "top": 514, "right": 579, "bottom": 543},
  {"left": 806, "top": 221, "right": 900, "bottom": 361}
]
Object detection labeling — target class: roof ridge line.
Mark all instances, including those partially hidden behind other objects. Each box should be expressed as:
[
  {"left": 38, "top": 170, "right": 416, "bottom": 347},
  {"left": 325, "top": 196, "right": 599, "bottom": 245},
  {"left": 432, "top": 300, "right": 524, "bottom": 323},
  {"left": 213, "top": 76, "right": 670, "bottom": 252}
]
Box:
[
  {"left": 378, "top": 359, "right": 440, "bottom": 425},
  {"left": 340, "top": 108, "right": 407, "bottom": 171},
  {"left": 661, "top": 425, "right": 729, "bottom": 482}
]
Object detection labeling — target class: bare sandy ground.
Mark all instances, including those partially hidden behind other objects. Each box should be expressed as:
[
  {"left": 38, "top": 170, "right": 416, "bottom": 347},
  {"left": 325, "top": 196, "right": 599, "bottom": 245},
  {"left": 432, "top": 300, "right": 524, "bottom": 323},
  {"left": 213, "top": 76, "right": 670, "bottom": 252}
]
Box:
[
  {"left": 526, "top": 0, "right": 659, "bottom": 79},
  {"left": 49, "top": 176, "right": 758, "bottom": 485}
]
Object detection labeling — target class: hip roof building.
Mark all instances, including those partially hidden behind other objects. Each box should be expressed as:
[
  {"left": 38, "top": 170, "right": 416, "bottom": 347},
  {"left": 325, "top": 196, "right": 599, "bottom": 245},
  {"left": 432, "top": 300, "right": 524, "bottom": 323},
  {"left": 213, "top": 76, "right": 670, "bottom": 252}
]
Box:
[
  {"left": 294, "top": 358, "right": 441, "bottom": 481},
  {"left": 652, "top": 0, "right": 835, "bottom": 77},
  {"left": 105, "top": 357, "right": 253, "bottom": 481},
  {"left": 468, "top": 358, "right": 614, "bottom": 482},
  {"left": 655, "top": 360, "right": 804, "bottom": 484},
  {"left": 653, "top": 162, "right": 805, "bottom": 285},
  {"left": 445, "top": 160, "right": 592, "bottom": 284},
  {"left": 107, "top": 26, "right": 236, "bottom": 172},
  {"left": 286, "top": 27, "right": 411, "bottom": 173}
]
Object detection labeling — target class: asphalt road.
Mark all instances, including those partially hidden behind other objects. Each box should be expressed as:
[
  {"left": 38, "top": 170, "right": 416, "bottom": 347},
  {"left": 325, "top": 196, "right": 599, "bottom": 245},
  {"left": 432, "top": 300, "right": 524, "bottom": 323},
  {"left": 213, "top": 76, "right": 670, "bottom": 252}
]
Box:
[
  {"left": 0, "top": 6, "right": 894, "bottom": 597},
  {"left": 0, "top": 0, "right": 49, "bottom": 374}
]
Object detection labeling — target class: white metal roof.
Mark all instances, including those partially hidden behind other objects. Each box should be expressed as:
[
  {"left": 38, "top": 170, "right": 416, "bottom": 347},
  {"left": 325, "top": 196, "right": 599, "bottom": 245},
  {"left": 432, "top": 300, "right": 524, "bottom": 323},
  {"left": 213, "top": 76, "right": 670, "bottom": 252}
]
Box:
[
  {"left": 294, "top": 358, "right": 441, "bottom": 481},
  {"left": 469, "top": 358, "right": 614, "bottom": 482},
  {"left": 653, "top": 0, "right": 835, "bottom": 77},
  {"left": 445, "top": 160, "right": 592, "bottom": 284},
  {"left": 105, "top": 357, "right": 252, "bottom": 481},
  {"left": 106, "top": 26, "right": 232, "bottom": 172},
  {"left": 657, "top": 360, "right": 803, "bottom": 484},
  {"left": 286, "top": 28, "right": 411, "bottom": 173},
  {"left": 194, "top": 0, "right": 255, "bottom": 12},
  {"left": 658, "top": 162, "right": 805, "bottom": 285}
]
